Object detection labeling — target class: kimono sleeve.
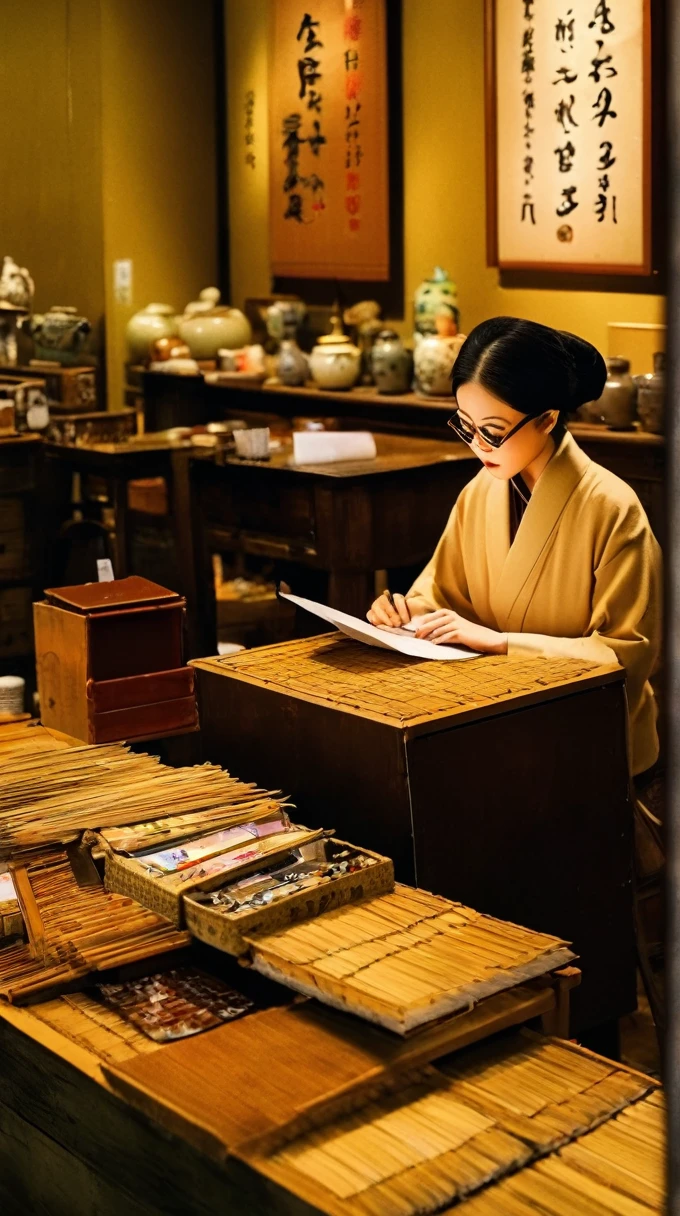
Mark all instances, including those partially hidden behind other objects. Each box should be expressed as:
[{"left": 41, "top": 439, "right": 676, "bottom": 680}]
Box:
[{"left": 507, "top": 504, "right": 662, "bottom": 715}]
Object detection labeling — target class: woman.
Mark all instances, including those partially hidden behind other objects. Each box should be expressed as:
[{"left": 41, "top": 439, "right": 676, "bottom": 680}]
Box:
[{"left": 367, "top": 317, "right": 662, "bottom": 778}]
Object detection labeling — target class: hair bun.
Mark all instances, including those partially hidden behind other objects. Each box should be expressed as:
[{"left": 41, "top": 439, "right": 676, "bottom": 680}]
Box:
[{"left": 559, "top": 330, "right": 607, "bottom": 408}]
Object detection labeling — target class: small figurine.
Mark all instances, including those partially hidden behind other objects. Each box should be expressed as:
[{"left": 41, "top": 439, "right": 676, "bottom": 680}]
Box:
[
  {"left": 343, "top": 299, "right": 382, "bottom": 384},
  {"left": 0, "top": 256, "right": 34, "bottom": 367}
]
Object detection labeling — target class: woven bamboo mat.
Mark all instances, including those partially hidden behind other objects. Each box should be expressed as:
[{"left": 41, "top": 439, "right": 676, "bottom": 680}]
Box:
[
  {"left": 247, "top": 885, "right": 575, "bottom": 1034},
  {"left": 210, "top": 636, "right": 613, "bottom": 725},
  {"left": 0, "top": 847, "right": 190, "bottom": 1003},
  {"left": 248, "top": 1031, "right": 661, "bottom": 1215}
]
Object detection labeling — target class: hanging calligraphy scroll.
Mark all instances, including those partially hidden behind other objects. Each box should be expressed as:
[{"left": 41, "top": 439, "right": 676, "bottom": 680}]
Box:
[
  {"left": 269, "top": 0, "right": 390, "bottom": 281},
  {"left": 485, "top": 0, "right": 652, "bottom": 274}
]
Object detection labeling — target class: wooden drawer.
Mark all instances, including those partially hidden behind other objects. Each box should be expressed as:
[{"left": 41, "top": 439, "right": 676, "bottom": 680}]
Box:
[
  {"left": 87, "top": 666, "right": 194, "bottom": 714},
  {"left": 200, "top": 466, "right": 317, "bottom": 545},
  {"left": 89, "top": 694, "right": 198, "bottom": 744}
]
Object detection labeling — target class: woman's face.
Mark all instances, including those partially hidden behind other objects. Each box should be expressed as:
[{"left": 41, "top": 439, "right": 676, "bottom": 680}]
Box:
[{"left": 454, "top": 381, "right": 558, "bottom": 480}]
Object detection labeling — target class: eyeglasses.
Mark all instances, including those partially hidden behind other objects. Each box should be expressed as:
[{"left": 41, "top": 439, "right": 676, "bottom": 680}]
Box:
[{"left": 447, "top": 410, "right": 537, "bottom": 450}]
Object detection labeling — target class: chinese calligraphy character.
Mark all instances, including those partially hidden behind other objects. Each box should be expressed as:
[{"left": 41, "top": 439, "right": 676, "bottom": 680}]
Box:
[
  {"left": 524, "top": 155, "right": 534, "bottom": 181},
  {"left": 555, "top": 95, "right": 578, "bottom": 133},
  {"left": 595, "top": 193, "right": 617, "bottom": 222},
  {"left": 344, "top": 49, "right": 359, "bottom": 70},
  {"left": 284, "top": 194, "right": 304, "bottom": 222},
  {"left": 522, "top": 27, "right": 535, "bottom": 78},
  {"left": 555, "top": 14, "right": 575, "bottom": 47},
  {"left": 592, "top": 87, "right": 617, "bottom": 128},
  {"left": 598, "top": 141, "right": 616, "bottom": 169},
  {"left": 556, "top": 186, "right": 579, "bottom": 216},
  {"left": 523, "top": 0, "right": 534, "bottom": 16},
  {"left": 589, "top": 2, "right": 615, "bottom": 35},
  {"left": 589, "top": 40, "right": 617, "bottom": 83},
  {"left": 554, "top": 141, "right": 576, "bottom": 172},
  {"left": 522, "top": 194, "right": 536, "bottom": 224},
  {"left": 297, "top": 56, "right": 321, "bottom": 101},
  {"left": 553, "top": 65, "right": 578, "bottom": 85},
  {"left": 296, "top": 13, "right": 322, "bottom": 52}
]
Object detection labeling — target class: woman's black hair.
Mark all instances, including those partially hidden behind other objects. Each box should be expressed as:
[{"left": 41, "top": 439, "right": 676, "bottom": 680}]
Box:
[{"left": 451, "top": 317, "right": 607, "bottom": 440}]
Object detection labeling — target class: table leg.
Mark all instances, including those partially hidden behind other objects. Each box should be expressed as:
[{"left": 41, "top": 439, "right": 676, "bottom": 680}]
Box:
[{"left": 109, "top": 478, "right": 129, "bottom": 578}]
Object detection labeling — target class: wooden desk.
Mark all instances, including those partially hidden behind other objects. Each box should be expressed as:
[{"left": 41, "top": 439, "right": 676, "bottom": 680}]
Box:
[
  {"left": 42, "top": 439, "right": 203, "bottom": 654},
  {"left": 193, "top": 636, "right": 634, "bottom": 1040},
  {"left": 191, "top": 433, "right": 476, "bottom": 655}
]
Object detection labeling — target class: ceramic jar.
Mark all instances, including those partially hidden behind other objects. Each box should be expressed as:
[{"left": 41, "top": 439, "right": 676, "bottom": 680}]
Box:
[
  {"left": 309, "top": 316, "right": 361, "bottom": 390},
  {"left": 126, "top": 304, "right": 178, "bottom": 363},
  {"left": 636, "top": 352, "right": 665, "bottom": 434},
  {"left": 414, "top": 267, "right": 459, "bottom": 339},
  {"left": 414, "top": 331, "right": 466, "bottom": 397},
  {"left": 370, "top": 329, "right": 413, "bottom": 395},
  {"left": 28, "top": 305, "right": 91, "bottom": 365},
  {"left": 589, "top": 357, "right": 637, "bottom": 429},
  {"left": 278, "top": 339, "right": 309, "bottom": 386},
  {"left": 178, "top": 307, "right": 252, "bottom": 360}
]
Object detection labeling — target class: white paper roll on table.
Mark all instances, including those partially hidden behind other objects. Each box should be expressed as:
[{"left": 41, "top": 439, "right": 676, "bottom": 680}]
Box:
[{"left": 292, "top": 431, "right": 377, "bottom": 465}]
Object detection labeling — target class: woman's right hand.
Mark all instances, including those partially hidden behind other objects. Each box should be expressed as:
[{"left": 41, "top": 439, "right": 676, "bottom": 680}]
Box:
[{"left": 367, "top": 593, "right": 412, "bottom": 628}]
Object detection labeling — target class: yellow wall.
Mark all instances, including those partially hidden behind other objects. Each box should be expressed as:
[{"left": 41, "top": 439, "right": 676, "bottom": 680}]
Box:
[
  {"left": 101, "top": 0, "right": 219, "bottom": 410},
  {"left": 0, "top": 0, "right": 105, "bottom": 346},
  {"left": 0, "top": 0, "right": 218, "bottom": 408},
  {"left": 225, "top": 0, "right": 665, "bottom": 355}
]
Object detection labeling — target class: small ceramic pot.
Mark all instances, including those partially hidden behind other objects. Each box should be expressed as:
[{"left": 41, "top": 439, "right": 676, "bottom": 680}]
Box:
[
  {"left": 179, "top": 307, "right": 252, "bottom": 359},
  {"left": 635, "top": 353, "right": 665, "bottom": 434},
  {"left": 309, "top": 317, "right": 360, "bottom": 391},
  {"left": 414, "top": 332, "right": 466, "bottom": 397},
  {"left": 278, "top": 338, "right": 309, "bottom": 386},
  {"left": 28, "top": 305, "right": 91, "bottom": 365},
  {"left": 126, "top": 303, "right": 178, "bottom": 362},
  {"left": 589, "top": 357, "right": 637, "bottom": 429},
  {"left": 370, "top": 329, "right": 413, "bottom": 395}
]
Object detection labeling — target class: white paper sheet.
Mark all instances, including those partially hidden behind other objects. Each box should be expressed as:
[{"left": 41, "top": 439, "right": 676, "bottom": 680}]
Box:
[
  {"left": 280, "top": 593, "right": 480, "bottom": 662},
  {"left": 292, "top": 431, "right": 377, "bottom": 465}
]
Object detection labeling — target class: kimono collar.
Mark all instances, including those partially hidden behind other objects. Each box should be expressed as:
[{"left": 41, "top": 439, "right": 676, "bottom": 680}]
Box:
[{"left": 487, "top": 431, "right": 592, "bottom": 630}]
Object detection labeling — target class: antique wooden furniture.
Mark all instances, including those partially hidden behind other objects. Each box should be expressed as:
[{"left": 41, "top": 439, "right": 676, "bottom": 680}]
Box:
[
  {"left": 41, "top": 436, "right": 203, "bottom": 652},
  {"left": 192, "top": 636, "right": 634, "bottom": 1039},
  {"left": 33, "top": 576, "right": 198, "bottom": 744},
  {"left": 191, "top": 432, "right": 476, "bottom": 655}
]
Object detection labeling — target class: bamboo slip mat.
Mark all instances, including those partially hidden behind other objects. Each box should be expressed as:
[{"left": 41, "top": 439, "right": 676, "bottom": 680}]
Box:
[
  {"left": 243, "top": 885, "right": 575, "bottom": 1033},
  {"left": 240, "top": 1029, "right": 663, "bottom": 1216},
  {"left": 201, "top": 635, "right": 618, "bottom": 726}
]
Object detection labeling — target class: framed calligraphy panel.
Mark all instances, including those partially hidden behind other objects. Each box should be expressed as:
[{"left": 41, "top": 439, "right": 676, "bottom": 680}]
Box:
[
  {"left": 269, "top": 0, "right": 390, "bottom": 281},
  {"left": 485, "top": 0, "right": 652, "bottom": 275}
]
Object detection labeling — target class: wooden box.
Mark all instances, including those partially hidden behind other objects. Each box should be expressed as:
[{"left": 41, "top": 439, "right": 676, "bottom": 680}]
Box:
[
  {"left": 183, "top": 837, "right": 395, "bottom": 955},
  {"left": 46, "top": 407, "right": 136, "bottom": 445},
  {"left": 34, "top": 576, "right": 199, "bottom": 744},
  {"left": 6, "top": 364, "right": 97, "bottom": 412},
  {"left": 192, "top": 635, "right": 634, "bottom": 1037},
  {"left": 103, "top": 824, "right": 327, "bottom": 927}
]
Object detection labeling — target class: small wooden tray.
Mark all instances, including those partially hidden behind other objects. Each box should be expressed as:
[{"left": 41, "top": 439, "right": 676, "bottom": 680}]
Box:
[{"left": 184, "top": 838, "right": 394, "bottom": 957}]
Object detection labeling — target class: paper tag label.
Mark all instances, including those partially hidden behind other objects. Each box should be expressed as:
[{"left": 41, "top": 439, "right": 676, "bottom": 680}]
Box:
[
  {"left": 113, "top": 259, "right": 133, "bottom": 305},
  {"left": 97, "top": 559, "right": 114, "bottom": 582}
]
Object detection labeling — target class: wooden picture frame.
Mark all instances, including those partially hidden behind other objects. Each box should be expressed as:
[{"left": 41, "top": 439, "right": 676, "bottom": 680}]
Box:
[{"left": 485, "top": 0, "right": 653, "bottom": 276}]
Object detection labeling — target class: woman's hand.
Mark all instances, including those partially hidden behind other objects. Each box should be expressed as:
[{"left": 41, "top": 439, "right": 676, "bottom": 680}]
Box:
[
  {"left": 415, "top": 610, "right": 508, "bottom": 654},
  {"left": 367, "top": 593, "right": 411, "bottom": 629}
]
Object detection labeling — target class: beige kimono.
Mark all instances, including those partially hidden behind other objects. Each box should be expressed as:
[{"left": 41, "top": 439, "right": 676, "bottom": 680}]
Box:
[{"left": 407, "top": 432, "right": 662, "bottom": 775}]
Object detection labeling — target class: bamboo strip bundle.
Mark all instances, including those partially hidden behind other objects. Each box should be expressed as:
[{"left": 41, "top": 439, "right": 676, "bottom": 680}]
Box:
[
  {"left": 458, "top": 1090, "right": 665, "bottom": 1214},
  {"left": 98, "top": 797, "right": 286, "bottom": 854},
  {"left": 0, "top": 740, "right": 289, "bottom": 854},
  {"left": 250, "top": 1034, "right": 660, "bottom": 1216},
  {"left": 4, "top": 847, "right": 190, "bottom": 1001},
  {"left": 246, "top": 885, "right": 575, "bottom": 1033}
]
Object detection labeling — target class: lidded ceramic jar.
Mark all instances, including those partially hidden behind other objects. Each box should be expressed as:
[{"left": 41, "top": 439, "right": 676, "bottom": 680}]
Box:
[
  {"left": 589, "top": 356, "right": 637, "bottom": 429},
  {"left": 414, "top": 267, "right": 459, "bottom": 339},
  {"left": 370, "top": 329, "right": 413, "bottom": 395},
  {"left": 178, "top": 307, "right": 252, "bottom": 360},
  {"left": 636, "top": 352, "right": 665, "bottom": 434},
  {"left": 29, "top": 305, "right": 91, "bottom": 364},
  {"left": 309, "top": 316, "right": 360, "bottom": 390},
  {"left": 126, "top": 303, "right": 178, "bottom": 363}
]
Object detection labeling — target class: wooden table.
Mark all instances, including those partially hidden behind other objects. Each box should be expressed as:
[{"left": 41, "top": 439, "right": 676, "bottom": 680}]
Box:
[
  {"left": 42, "top": 438, "right": 204, "bottom": 654},
  {"left": 191, "top": 432, "right": 476, "bottom": 656},
  {"left": 193, "top": 637, "right": 634, "bottom": 1043},
  {"left": 142, "top": 376, "right": 665, "bottom": 531}
]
